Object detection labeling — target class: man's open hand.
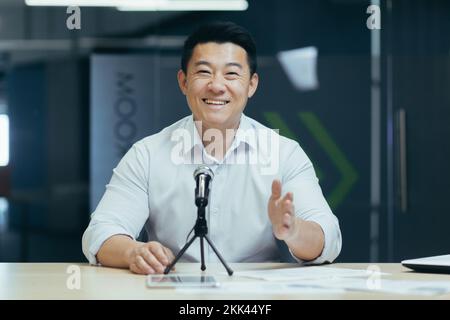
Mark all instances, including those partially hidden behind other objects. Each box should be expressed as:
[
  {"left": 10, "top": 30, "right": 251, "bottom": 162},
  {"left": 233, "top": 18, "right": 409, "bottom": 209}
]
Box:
[
  {"left": 268, "top": 179, "right": 297, "bottom": 241},
  {"left": 127, "top": 241, "right": 175, "bottom": 275}
]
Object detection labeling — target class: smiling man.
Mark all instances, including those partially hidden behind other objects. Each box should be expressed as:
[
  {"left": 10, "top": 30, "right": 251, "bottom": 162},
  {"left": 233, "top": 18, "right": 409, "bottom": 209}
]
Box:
[
  {"left": 178, "top": 38, "right": 258, "bottom": 161},
  {"left": 82, "top": 21, "right": 342, "bottom": 275}
]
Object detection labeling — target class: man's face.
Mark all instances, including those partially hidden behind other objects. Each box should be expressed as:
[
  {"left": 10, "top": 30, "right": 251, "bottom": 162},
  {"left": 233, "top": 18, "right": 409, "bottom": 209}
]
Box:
[{"left": 178, "top": 42, "right": 258, "bottom": 131}]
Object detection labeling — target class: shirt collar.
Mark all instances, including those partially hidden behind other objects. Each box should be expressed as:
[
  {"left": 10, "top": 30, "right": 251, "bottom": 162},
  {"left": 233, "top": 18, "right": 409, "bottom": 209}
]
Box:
[
  {"left": 234, "top": 114, "right": 258, "bottom": 150},
  {"left": 183, "top": 113, "right": 257, "bottom": 156}
]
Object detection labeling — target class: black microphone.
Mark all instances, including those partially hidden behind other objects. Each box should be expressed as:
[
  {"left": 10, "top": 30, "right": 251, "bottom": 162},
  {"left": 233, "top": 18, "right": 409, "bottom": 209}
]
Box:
[{"left": 194, "top": 166, "right": 214, "bottom": 208}]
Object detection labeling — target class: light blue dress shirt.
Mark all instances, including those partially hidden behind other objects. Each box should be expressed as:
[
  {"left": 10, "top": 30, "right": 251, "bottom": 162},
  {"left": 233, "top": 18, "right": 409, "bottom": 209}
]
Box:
[{"left": 82, "top": 114, "right": 342, "bottom": 265}]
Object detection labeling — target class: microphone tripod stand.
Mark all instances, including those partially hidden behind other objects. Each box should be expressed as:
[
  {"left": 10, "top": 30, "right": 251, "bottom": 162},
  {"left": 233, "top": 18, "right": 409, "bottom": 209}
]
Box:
[{"left": 164, "top": 205, "right": 234, "bottom": 276}]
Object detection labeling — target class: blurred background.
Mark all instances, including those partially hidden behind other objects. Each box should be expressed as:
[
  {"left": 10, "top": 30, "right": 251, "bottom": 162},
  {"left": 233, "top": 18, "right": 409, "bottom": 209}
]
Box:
[{"left": 0, "top": 0, "right": 449, "bottom": 263}]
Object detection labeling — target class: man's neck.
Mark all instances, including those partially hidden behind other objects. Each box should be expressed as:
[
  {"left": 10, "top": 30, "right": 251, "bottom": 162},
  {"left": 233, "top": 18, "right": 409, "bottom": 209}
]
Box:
[{"left": 194, "top": 118, "right": 241, "bottom": 161}]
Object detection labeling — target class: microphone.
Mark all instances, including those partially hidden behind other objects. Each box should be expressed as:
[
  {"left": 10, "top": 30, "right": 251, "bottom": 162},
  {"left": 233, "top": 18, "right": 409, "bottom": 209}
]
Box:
[{"left": 194, "top": 166, "right": 214, "bottom": 208}]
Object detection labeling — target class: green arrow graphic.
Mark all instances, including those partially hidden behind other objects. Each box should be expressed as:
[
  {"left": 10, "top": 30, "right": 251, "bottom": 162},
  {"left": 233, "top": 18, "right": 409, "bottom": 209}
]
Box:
[
  {"left": 262, "top": 111, "right": 358, "bottom": 209},
  {"left": 298, "top": 112, "right": 358, "bottom": 208},
  {"left": 263, "top": 112, "right": 324, "bottom": 179}
]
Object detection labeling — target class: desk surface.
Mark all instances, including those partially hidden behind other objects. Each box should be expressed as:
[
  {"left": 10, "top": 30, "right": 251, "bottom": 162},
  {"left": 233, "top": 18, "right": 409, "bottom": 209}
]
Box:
[{"left": 1, "top": 263, "right": 449, "bottom": 300}]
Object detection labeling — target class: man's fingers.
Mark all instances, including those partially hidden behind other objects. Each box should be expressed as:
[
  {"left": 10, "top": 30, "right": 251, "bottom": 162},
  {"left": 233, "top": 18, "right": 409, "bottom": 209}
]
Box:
[
  {"left": 271, "top": 179, "right": 282, "bottom": 200},
  {"left": 281, "top": 192, "right": 293, "bottom": 203},
  {"left": 130, "top": 262, "right": 150, "bottom": 275},
  {"left": 282, "top": 199, "right": 294, "bottom": 213},
  {"left": 163, "top": 246, "right": 175, "bottom": 261},
  {"left": 282, "top": 212, "right": 292, "bottom": 226},
  {"left": 141, "top": 250, "right": 165, "bottom": 273},
  {"left": 149, "top": 243, "right": 170, "bottom": 265},
  {"left": 268, "top": 182, "right": 295, "bottom": 240},
  {"left": 136, "top": 256, "right": 155, "bottom": 274},
  {"left": 130, "top": 263, "right": 141, "bottom": 274},
  {"left": 274, "top": 213, "right": 294, "bottom": 239},
  {"left": 128, "top": 242, "right": 176, "bottom": 275},
  {"left": 130, "top": 263, "right": 137, "bottom": 273},
  {"left": 163, "top": 247, "right": 176, "bottom": 272}
]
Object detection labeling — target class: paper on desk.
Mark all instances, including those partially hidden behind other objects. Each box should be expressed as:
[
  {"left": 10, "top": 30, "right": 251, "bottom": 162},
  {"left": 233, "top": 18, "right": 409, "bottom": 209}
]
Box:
[
  {"left": 176, "top": 281, "right": 345, "bottom": 295},
  {"left": 290, "top": 278, "right": 450, "bottom": 296},
  {"left": 231, "top": 266, "right": 389, "bottom": 281},
  {"left": 175, "top": 278, "right": 450, "bottom": 296}
]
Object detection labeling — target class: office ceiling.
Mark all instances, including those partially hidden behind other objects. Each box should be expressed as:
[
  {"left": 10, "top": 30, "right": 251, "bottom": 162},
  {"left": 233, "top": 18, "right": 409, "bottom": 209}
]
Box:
[{"left": 0, "top": 2, "right": 185, "bottom": 66}]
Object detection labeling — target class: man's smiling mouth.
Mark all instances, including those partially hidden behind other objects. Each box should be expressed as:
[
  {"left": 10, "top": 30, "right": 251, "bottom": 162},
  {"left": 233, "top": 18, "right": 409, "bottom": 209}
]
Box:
[{"left": 202, "top": 98, "right": 230, "bottom": 106}]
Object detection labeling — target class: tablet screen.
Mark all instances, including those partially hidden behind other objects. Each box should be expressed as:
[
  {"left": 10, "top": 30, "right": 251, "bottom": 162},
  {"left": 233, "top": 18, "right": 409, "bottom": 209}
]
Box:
[{"left": 146, "top": 275, "right": 220, "bottom": 288}]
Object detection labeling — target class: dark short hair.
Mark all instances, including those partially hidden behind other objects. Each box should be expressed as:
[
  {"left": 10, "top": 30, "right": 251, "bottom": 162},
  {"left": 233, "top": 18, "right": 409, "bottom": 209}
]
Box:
[{"left": 181, "top": 21, "right": 257, "bottom": 76}]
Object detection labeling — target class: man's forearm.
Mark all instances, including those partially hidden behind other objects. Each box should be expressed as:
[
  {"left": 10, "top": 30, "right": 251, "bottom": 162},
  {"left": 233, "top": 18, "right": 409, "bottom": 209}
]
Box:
[
  {"left": 96, "top": 235, "right": 139, "bottom": 268},
  {"left": 285, "top": 218, "right": 325, "bottom": 261}
]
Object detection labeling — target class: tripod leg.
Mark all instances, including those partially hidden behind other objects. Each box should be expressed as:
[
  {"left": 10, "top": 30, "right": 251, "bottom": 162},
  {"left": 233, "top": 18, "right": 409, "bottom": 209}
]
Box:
[
  {"left": 164, "top": 235, "right": 197, "bottom": 274},
  {"left": 204, "top": 235, "right": 234, "bottom": 276},
  {"left": 200, "top": 237, "right": 206, "bottom": 271}
]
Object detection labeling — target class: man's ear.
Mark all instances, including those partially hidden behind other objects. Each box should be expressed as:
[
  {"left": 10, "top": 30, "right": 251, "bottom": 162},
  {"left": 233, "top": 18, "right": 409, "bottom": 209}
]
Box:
[
  {"left": 177, "top": 69, "right": 187, "bottom": 95},
  {"left": 247, "top": 73, "right": 259, "bottom": 98}
]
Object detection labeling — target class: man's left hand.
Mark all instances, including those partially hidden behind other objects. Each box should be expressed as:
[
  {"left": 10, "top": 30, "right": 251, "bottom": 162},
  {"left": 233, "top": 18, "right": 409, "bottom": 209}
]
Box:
[{"left": 268, "top": 179, "right": 297, "bottom": 241}]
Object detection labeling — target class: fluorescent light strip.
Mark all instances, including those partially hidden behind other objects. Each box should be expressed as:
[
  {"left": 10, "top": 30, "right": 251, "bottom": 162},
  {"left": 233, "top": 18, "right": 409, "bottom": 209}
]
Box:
[
  {"left": 0, "top": 115, "right": 9, "bottom": 167},
  {"left": 26, "top": 0, "right": 165, "bottom": 6},
  {"left": 26, "top": 0, "right": 248, "bottom": 11},
  {"left": 118, "top": 1, "right": 248, "bottom": 11}
]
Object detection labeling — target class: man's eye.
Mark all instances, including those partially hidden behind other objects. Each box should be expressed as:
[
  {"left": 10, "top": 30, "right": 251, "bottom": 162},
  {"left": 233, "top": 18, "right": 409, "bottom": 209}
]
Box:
[
  {"left": 227, "top": 72, "right": 239, "bottom": 76},
  {"left": 198, "top": 70, "right": 210, "bottom": 74}
]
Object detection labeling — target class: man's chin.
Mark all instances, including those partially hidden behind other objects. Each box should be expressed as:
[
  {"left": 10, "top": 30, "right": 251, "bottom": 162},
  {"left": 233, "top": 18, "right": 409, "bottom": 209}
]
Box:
[{"left": 200, "top": 114, "right": 231, "bottom": 128}]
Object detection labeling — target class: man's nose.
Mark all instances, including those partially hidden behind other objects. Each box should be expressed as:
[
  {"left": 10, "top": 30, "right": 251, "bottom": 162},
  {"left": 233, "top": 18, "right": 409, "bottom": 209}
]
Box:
[{"left": 208, "top": 76, "right": 226, "bottom": 93}]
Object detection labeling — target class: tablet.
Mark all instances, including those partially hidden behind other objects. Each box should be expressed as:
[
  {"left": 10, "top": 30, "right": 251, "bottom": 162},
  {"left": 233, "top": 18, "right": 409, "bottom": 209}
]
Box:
[
  {"left": 146, "top": 275, "right": 220, "bottom": 288},
  {"left": 401, "top": 254, "right": 450, "bottom": 274}
]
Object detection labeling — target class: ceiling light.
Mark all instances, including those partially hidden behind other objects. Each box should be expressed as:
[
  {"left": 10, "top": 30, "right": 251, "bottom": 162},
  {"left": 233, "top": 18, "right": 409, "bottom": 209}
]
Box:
[
  {"left": 118, "top": 0, "right": 248, "bottom": 11},
  {"left": 26, "top": 0, "right": 249, "bottom": 11}
]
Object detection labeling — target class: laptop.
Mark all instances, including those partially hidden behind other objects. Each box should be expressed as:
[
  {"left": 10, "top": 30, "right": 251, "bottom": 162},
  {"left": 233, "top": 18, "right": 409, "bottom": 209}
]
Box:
[{"left": 402, "top": 254, "right": 450, "bottom": 273}]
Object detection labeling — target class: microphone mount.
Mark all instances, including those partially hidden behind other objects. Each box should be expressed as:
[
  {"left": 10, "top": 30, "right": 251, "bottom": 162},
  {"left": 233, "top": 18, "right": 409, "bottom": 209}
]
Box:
[{"left": 164, "top": 165, "right": 233, "bottom": 276}]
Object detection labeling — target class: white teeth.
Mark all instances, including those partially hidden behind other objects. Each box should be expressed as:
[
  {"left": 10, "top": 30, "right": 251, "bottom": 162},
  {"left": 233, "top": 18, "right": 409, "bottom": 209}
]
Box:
[{"left": 204, "top": 99, "right": 228, "bottom": 105}]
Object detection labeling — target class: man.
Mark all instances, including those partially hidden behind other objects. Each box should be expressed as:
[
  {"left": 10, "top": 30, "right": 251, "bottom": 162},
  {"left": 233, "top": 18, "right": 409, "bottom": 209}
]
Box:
[{"left": 82, "top": 21, "right": 342, "bottom": 275}]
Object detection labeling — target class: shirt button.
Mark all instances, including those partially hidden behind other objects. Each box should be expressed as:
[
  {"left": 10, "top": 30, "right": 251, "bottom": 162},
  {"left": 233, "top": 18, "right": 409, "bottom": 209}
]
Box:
[{"left": 212, "top": 207, "right": 219, "bottom": 214}]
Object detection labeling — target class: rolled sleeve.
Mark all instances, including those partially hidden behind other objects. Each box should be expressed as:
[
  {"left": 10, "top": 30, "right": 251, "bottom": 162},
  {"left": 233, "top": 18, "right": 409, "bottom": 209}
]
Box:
[
  {"left": 81, "top": 141, "right": 150, "bottom": 265},
  {"left": 82, "top": 223, "right": 135, "bottom": 265},
  {"left": 288, "top": 215, "right": 342, "bottom": 265},
  {"left": 281, "top": 140, "right": 343, "bottom": 265}
]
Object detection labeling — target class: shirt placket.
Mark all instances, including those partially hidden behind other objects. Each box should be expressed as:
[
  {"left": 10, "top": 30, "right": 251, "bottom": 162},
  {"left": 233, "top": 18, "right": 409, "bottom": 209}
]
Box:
[{"left": 207, "top": 162, "right": 224, "bottom": 263}]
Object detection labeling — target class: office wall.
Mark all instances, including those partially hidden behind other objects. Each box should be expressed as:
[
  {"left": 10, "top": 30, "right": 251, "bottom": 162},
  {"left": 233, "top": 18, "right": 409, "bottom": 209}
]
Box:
[
  {"left": 2, "top": 0, "right": 376, "bottom": 262},
  {"left": 6, "top": 58, "right": 88, "bottom": 261}
]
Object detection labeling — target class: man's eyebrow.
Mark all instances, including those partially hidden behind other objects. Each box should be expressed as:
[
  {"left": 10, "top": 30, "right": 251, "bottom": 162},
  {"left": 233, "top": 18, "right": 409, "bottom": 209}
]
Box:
[
  {"left": 194, "top": 60, "right": 212, "bottom": 67},
  {"left": 225, "top": 62, "right": 243, "bottom": 69},
  {"left": 193, "top": 61, "right": 243, "bottom": 69}
]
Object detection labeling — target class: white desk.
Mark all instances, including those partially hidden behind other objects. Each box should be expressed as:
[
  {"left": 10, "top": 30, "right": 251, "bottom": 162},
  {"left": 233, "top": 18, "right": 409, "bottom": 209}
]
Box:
[{"left": 1, "top": 263, "right": 449, "bottom": 300}]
